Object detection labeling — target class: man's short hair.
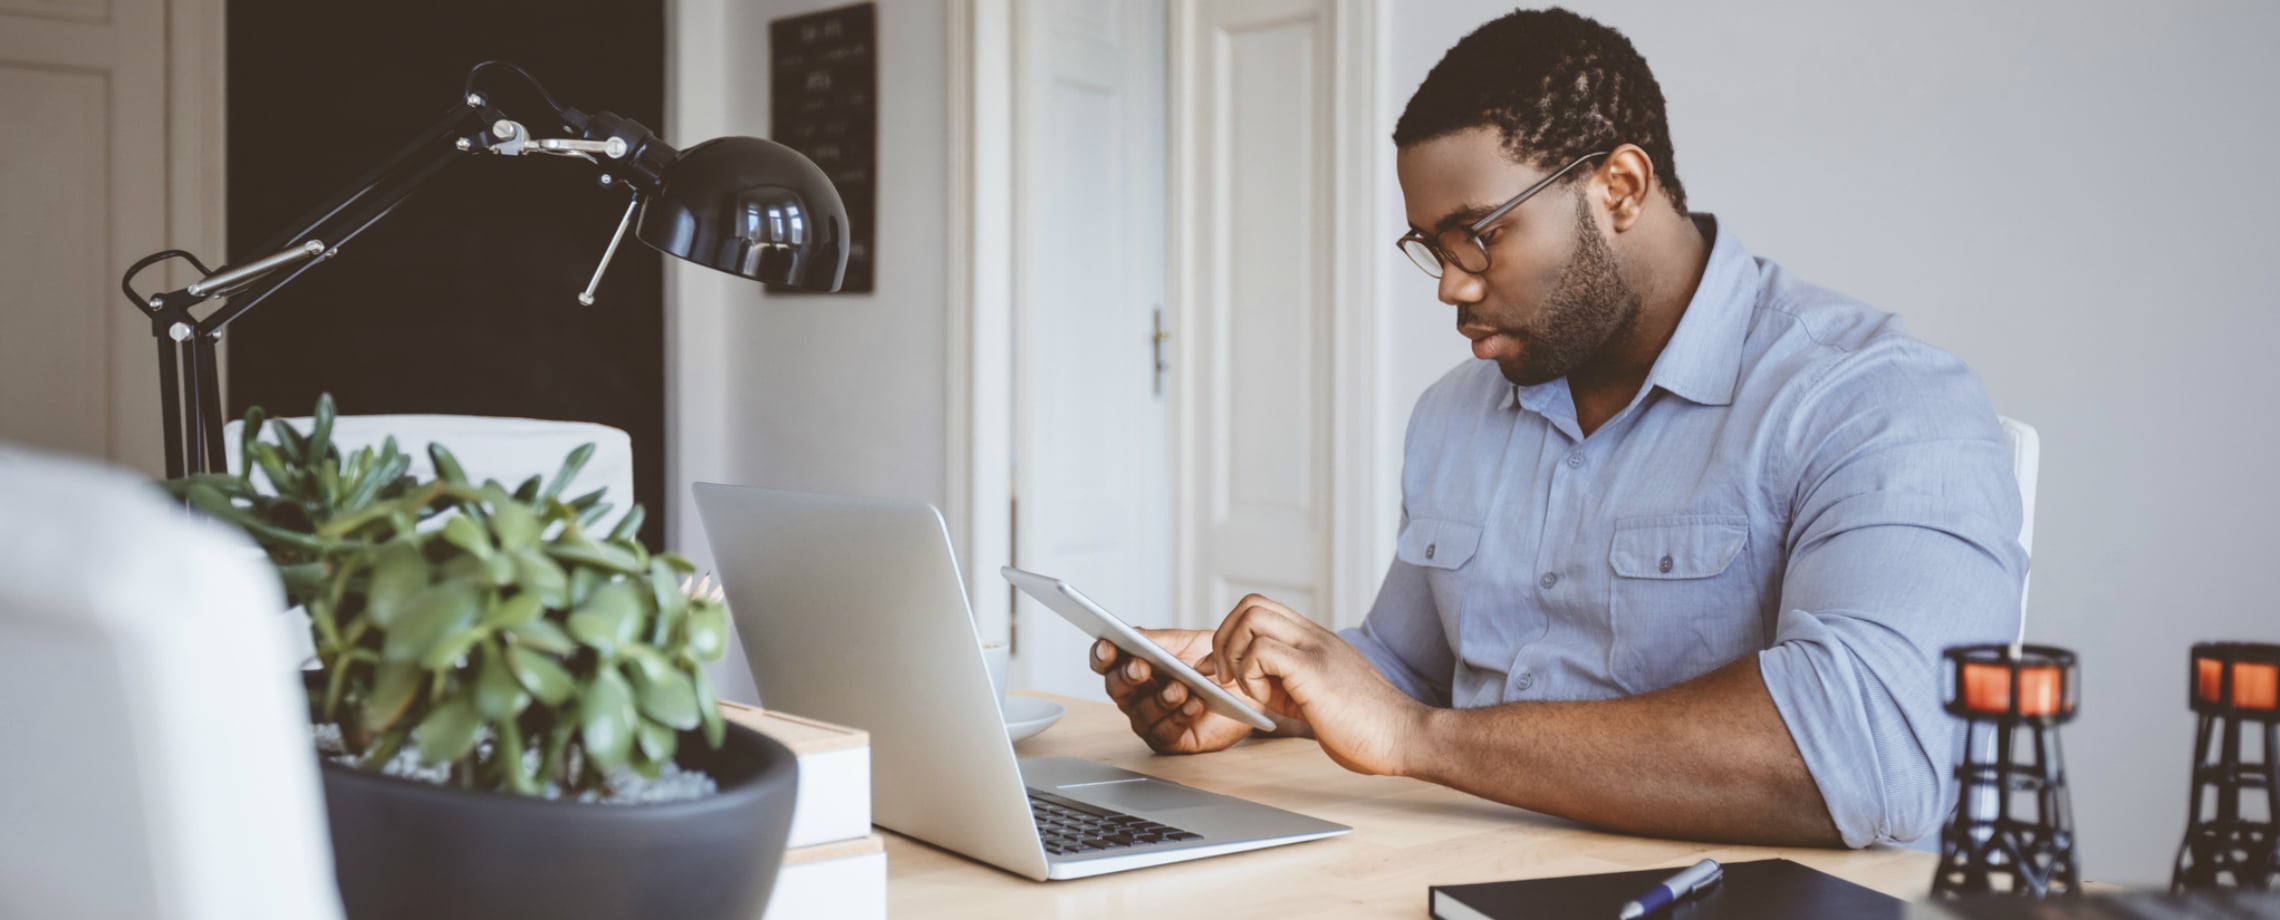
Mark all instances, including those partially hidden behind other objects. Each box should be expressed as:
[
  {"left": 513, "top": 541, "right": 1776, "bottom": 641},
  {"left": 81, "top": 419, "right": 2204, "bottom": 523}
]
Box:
[{"left": 1394, "top": 7, "right": 1687, "bottom": 213}]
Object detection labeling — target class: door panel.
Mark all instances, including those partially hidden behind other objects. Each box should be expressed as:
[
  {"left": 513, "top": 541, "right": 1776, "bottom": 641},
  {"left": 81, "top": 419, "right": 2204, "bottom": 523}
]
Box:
[{"left": 1012, "top": 0, "right": 1171, "bottom": 701}]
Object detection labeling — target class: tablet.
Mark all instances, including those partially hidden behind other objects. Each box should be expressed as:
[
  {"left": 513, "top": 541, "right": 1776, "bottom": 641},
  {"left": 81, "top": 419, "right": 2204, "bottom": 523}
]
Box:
[{"left": 1001, "top": 566, "right": 1278, "bottom": 732}]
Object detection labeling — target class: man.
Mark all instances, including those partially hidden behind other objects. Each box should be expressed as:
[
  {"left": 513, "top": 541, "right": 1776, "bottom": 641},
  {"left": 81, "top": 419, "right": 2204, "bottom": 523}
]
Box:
[{"left": 1090, "top": 7, "right": 2025, "bottom": 848}]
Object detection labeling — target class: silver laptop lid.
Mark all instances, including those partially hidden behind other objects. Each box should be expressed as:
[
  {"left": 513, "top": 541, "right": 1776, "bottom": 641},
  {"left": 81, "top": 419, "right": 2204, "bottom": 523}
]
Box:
[{"left": 693, "top": 484, "right": 1050, "bottom": 880}]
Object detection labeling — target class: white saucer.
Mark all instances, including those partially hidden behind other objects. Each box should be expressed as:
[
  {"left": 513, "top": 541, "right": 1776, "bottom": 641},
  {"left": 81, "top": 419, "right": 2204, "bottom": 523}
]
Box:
[{"left": 1002, "top": 696, "right": 1065, "bottom": 743}]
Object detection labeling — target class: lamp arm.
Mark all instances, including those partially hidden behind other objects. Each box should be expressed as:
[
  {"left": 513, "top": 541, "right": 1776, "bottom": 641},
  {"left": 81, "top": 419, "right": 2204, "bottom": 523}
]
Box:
[{"left": 122, "top": 93, "right": 516, "bottom": 479}]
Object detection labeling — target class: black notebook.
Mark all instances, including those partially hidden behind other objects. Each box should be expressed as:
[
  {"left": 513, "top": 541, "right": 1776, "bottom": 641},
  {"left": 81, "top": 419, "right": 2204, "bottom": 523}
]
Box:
[{"left": 1429, "top": 858, "right": 1905, "bottom": 920}]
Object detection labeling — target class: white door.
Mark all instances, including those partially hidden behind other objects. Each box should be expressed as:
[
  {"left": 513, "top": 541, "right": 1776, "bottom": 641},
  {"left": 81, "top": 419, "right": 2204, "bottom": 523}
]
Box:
[
  {"left": 1010, "top": 0, "right": 1172, "bottom": 701},
  {"left": 1172, "top": 0, "right": 1341, "bottom": 628},
  {"left": 0, "top": 0, "right": 221, "bottom": 475}
]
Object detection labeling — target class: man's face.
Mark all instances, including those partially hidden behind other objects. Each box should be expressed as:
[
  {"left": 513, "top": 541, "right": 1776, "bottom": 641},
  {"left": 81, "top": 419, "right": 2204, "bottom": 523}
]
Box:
[{"left": 1396, "top": 127, "right": 1641, "bottom": 387}]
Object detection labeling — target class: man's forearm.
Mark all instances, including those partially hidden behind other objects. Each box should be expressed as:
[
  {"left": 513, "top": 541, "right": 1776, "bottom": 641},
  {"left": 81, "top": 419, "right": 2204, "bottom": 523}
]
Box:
[{"left": 1402, "top": 657, "right": 1844, "bottom": 846}]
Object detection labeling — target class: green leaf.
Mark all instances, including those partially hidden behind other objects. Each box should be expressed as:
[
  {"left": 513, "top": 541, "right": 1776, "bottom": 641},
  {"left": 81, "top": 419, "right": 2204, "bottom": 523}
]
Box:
[
  {"left": 645, "top": 559, "right": 687, "bottom": 645},
  {"left": 512, "top": 548, "right": 569, "bottom": 608},
  {"left": 630, "top": 665, "right": 700, "bottom": 730},
  {"left": 658, "top": 553, "right": 698, "bottom": 575},
  {"left": 560, "top": 488, "right": 604, "bottom": 515},
  {"left": 493, "top": 715, "right": 537, "bottom": 795},
  {"left": 608, "top": 505, "right": 647, "bottom": 543},
  {"left": 686, "top": 603, "right": 728, "bottom": 660},
  {"left": 622, "top": 644, "right": 678, "bottom": 684},
  {"left": 581, "top": 666, "right": 637, "bottom": 773},
  {"left": 481, "top": 592, "right": 545, "bottom": 629},
  {"left": 577, "top": 501, "right": 614, "bottom": 530},
  {"left": 568, "top": 565, "right": 604, "bottom": 608},
  {"left": 692, "top": 662, "right": 724, "bottom": 748},
  {"left": 383, "top": 581, "right": 481, "bottom": 663},
  {"left": 483, "top": 550, "right": 516, "bottom": 587},
  {"left": 428, "top": 443, "right": 468, "bottom": 486},
  {"left": 637, "top": 718, "right": 678, "bottom": 765},
  {"left": 441, "top": 514, "right": 493, "bottom": 559},
  {"left": 419, "top": 623, "right": 489, "bottom": 670},
  {"left": 363, "top": 661, "right": 423, "bottom": 731},
  {"left": 548, "top": 539, "right": 640, "bottom": 575},
  {"left": 505, "top": 645, "right": 576, "bottom": 705},
  {"left": 506, "top": 617, "right": 578, "bottom": 655},
  {"left": 413, "top": 697, "right": 483, "bottom": 766},
  {"left": 270, "top": 417, "right": 308, "bottom": 465},
  {"left": 490, "top": 499, "right": 541, "bottom": 550},
  {"left": 248, "top": 441, "right": 295, "bottom": 496},
  {"left": 475, "top": 643, "right": 531, "bottom": 721},
  {"left": 543, "top": 442, "right": 597, "bottom": 503},
  {"left": 567, "top": 581, "right": 644, "bottom": 655},
  {"left": 364, "top": 541, "right": 428, "bottom": 628},
  {"left": 308, "top": 393, "right": 336, "bottom": 473},
  {"left": 512, "top": 474, "right": 542, "bottom": 504},
  {"left": 234, "top": 405, "right": 268, "bottom": 482}
]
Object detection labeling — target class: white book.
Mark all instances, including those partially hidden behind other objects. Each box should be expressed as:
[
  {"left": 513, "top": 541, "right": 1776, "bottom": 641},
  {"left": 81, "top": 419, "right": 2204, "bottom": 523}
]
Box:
[
  {"left": 763, "top": 835, "right": 886, "bottom": 920},
  {"left": 720, "top": 701, "right": 873, "bottom": 848}
]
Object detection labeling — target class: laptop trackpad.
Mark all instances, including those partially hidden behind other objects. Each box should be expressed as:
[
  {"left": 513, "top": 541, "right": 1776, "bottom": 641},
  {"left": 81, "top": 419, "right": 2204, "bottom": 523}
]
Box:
[{"left": 1059, "top": 778, "right": 1212, "bottom": 814}]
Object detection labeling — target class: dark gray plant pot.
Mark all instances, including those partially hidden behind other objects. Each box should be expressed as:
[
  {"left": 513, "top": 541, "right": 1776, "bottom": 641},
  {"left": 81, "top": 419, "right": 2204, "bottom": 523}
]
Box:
[{"left": 316, "top": 721, "right": 798, "bottom": 920}]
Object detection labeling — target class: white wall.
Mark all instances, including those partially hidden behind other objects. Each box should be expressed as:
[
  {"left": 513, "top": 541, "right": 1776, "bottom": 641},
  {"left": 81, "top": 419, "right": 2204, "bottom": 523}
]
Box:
[
  {"left": 669, "top": 0, "right": 954, "bottom": 703},
  {"left": 1384, "top": 0, "right": 2280, "bottom": 886}
]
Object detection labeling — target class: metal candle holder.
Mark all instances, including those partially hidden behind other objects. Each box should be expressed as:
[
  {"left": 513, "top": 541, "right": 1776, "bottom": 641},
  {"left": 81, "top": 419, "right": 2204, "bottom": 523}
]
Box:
[
  {"left": 2174, "top": 641, "right": 2280, "bottom": 891},
  {"left": 1932, "top": 643, "right": 2080, "bottom": 898}
]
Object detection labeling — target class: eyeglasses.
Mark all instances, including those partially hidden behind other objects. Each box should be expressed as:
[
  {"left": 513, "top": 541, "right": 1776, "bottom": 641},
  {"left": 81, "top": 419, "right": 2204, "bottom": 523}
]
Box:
[{"left": 1396, "top": 151, "right": 1610, "bottom": 279}]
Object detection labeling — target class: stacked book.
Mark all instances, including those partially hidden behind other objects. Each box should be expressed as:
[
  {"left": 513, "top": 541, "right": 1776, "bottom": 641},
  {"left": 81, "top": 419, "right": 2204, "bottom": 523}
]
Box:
[{"left": 720, "top": 700, "right": 883, "bottom": 920}]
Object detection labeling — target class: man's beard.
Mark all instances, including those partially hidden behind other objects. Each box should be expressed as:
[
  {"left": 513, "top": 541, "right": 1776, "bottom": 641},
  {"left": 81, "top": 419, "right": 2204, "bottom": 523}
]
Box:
[{"left": 1481, "top": 193, "right": 1642, "bottom": 387}]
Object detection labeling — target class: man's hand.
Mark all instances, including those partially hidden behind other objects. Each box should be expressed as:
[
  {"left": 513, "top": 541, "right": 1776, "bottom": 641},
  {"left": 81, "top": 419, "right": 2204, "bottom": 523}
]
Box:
[
  {"left": 1211, "top": 594, "right": 1427, "bottom": 776},
  {"left": 1090, "top": 629, "right": 1268, "bottom": 755}
]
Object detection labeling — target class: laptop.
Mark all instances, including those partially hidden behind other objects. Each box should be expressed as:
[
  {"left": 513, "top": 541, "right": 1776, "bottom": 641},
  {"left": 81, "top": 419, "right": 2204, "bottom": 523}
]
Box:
[{"left": 693, "top": 484, "right": 1350, "bottom": 881}]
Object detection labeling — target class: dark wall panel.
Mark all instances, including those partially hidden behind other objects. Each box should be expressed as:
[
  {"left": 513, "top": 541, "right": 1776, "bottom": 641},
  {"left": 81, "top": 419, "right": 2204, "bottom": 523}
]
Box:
[{"left": 227, "top": 0, "right": 667, "bottom": 547}]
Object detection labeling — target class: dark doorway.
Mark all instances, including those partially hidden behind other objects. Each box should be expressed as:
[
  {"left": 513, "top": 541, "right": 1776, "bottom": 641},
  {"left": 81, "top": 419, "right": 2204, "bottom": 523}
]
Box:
[{"left": 226, "top": 0, "right": 668, "bottom": 548}]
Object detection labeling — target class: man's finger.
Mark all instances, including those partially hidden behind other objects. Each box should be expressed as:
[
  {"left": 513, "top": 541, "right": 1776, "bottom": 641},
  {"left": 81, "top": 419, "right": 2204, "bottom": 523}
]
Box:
[
  {"left": 1216, "top": 598, "right": 1308, "bottom": 689},
  {"left": 1089, "top": 639, "right": 1118, "bottom": 675},
  {"left": 1103, "top": 654, "right": 1156, "bottom": 705},
  {"left": 1143, "top": 700, "right": 1208, "bottom": 752},
  {"left": 1236, "top": 635, "right": 1302, "bottom": 715}
]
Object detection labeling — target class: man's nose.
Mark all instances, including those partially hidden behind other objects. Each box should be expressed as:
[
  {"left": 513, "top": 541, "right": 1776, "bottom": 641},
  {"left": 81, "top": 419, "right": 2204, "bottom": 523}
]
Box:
[{"left": 1436, "top": 263, "right": 1485, "bottom": 307}]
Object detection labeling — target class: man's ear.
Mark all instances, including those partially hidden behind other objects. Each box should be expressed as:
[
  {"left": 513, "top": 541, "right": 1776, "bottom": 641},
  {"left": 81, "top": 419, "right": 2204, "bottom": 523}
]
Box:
[{"left": 1600, "top": 144, "right": 1656, "bottom": 232}]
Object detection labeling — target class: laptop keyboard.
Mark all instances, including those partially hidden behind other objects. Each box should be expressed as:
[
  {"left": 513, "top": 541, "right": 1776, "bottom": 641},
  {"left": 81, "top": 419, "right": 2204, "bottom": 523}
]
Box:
[{"left": 1028, "top": 788, "right": 1203, "bottom": 856}]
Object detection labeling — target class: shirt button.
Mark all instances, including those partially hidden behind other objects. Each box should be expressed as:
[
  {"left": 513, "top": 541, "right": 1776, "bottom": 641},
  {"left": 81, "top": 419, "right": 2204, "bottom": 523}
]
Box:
[
  {"left": 1539, "top": 572, "right": 1558, "bottom": 589},
  {"left": 1515, "top": 671, "right": 1536, "bottom": 692},
  {"left": 1566, "top": 453, "right": 1582, "bottom": 469},
  {"left": 1425, "top": 543, "right": 1436, "bottom": 560},
  {"left": 1659, "top": 555, "right": 1674, "bottom": 574}
]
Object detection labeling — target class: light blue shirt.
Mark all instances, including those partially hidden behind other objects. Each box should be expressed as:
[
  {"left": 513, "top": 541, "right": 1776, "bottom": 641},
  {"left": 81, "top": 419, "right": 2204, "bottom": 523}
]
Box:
[{"left": 1341, "top": 215, "right": 2026, "bottom": 847}]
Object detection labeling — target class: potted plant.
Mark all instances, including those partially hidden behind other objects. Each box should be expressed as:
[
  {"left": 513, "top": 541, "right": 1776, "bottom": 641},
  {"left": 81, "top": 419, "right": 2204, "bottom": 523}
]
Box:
[{"left": 168, "top": 395, "right": 798, "bottom": 920}]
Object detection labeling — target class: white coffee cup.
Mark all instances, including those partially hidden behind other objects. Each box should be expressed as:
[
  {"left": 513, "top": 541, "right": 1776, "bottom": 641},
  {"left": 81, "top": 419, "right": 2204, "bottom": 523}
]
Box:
[{"left": 982, "top": 641, "right": 1009, "bottom": 716}]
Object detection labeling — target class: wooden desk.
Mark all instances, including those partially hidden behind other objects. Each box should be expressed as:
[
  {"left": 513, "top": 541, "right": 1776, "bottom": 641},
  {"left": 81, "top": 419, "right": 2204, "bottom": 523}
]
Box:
[{"left": 883, "top": 692, "right": 1935, "bottom": 917}]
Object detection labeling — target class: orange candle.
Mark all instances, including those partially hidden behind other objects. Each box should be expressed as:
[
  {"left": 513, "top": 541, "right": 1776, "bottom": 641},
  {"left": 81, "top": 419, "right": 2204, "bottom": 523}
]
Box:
[
  {"left": 1963, "top": 662, "right": 2063, "bottom": 716},
  {"left": 2202, "top": 658, "right": 2279, "bottom": 710}
]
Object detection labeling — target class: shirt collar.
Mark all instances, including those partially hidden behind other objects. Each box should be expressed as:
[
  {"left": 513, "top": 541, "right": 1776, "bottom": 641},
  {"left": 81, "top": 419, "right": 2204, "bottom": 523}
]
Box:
[
  {"left": 1499, "top": 214, "right": 1754, "bottom": 415},
  {"left": 1642, "top": 214, "right": 1754, "bottom": 407}
]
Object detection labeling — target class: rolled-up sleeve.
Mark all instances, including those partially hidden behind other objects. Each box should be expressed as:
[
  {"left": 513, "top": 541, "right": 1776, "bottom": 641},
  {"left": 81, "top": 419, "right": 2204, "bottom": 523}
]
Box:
[{"left": 1756, "top": 338, "right": 2028, "bottom": 847}]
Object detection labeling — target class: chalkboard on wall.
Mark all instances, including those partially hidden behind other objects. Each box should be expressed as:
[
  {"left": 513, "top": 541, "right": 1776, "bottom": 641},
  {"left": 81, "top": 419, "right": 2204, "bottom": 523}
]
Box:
[{"left": 770, "top": 2, "right": 878, "bottom": 293}]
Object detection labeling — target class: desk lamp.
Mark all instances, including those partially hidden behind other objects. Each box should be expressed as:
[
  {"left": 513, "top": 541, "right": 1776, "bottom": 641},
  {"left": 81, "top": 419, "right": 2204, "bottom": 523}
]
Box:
[
  {"left": 118, "top": 61, "right": 848, "bottom": 479},
  {"left": 1932, "top": 643, "right": 2081, "bottom": 898},
  {"left": 2174, "top": 641, "right": 2280, "bottom": 890}
]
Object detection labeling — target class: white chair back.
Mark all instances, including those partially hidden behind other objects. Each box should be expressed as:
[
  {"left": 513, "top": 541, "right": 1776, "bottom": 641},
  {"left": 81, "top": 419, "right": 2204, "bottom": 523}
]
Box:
[
  {"left": 0, "top": 446, "right": 343, "bottom": 920},
  {"left": 222, "top": 414, "right": 636, "bottom": 534}
]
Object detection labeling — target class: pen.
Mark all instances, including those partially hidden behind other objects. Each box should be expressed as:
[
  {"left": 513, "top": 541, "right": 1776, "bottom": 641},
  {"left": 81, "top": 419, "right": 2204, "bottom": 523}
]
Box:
[{"left": 1617, "top": 858, "right": 1722, "bottom": 919}]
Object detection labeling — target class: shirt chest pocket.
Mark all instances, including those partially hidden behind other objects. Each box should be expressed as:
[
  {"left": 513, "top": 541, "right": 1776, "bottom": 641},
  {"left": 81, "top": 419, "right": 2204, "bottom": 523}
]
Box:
[
  {"left": 1397, "top": 516, "right": 1483, "bottom": 625},
  {"left": 1607, "top": 514, "right": 1758, "bottom": 693}
]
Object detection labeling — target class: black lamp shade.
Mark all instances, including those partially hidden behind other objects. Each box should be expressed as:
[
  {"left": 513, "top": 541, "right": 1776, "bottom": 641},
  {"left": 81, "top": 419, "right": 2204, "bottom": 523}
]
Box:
[{"left": 634, "top": 136, "right": 848, "bottom": 291}]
